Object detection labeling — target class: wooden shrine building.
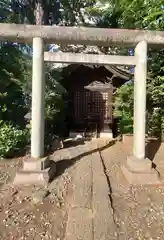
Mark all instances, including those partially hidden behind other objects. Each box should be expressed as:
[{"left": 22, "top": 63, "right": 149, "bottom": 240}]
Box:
[{"left": 62, "top": 64, "right": 133, "bottom": 138}]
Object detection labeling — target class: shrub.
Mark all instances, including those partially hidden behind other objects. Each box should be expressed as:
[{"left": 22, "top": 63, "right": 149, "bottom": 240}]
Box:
[
  {"left": 119, "top": 111, "right": 133, "bottom": 134},
  {"left": 147, "top": 109, "right": 164, "bottom": 141},
  {"left": 0, "top": 120, "right": 28, "bottom": 158},
  {"left": 113, "top": 83, "right": 133, "bottom": 135}
]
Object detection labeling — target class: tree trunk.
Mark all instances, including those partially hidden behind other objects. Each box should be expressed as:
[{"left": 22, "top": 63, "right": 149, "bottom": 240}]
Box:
[{"left": 35, "top": 0, "right": 44, "bottom": 25}]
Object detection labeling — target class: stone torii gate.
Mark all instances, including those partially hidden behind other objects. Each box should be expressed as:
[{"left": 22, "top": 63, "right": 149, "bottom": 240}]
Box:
[{"left": 0, "top": 23, "right": 163, "bottom": 185}]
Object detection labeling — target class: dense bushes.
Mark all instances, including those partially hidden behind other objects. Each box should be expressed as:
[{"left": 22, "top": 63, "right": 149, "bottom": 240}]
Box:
[
  {"left": 0, "top": 43, "right": 31, "bottom": 158},
  {"left": 0, "top": 120, "right": 29, "bottom": 158},
  {"left": 113, "top": 83, "right": 133, "bottom": 135},
  {"left": 114, "top": 77, "right": 164, "bottom": 140},
  {"left": 0, "top": 41, "right": 66, "bottom": 158}
]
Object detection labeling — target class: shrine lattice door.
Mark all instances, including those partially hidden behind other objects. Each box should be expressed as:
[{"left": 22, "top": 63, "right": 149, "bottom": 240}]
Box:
[{"left": 74, "top": 91, "right": 112, "bottom": 124}]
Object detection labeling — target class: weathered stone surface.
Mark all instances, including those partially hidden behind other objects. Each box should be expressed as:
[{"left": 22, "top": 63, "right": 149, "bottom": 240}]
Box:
[
  {"left": 50, "top": 149, "right": 71, "bottom": 161},
  {"left": 13, "top": 169, "right": 50, "bottom": 186},
  {"left": 121, "top": 164, "right": 160, "bottom": 185},
  {"left": 71, "top": 156, "right": 92, "bottom": 209},
  {"left": 13, "top": 162, "right": 56, "bottom": 186},
  {"left": 127, "top": 155, "right": 152, "bottom": 172},
  {"left": 92, "top": 152, "right": 117, "bottom": 240},
  {"left": 23, "top": 156, "right": 50, "bottom": 171},
  {"left": 32, "top": 189, "right": 50, "bottom": 204},
  {"left": 65, "top": 208, "right": 93, "bottom": 240},
  {"left": 95, "top": 138, "right": 115, "bottom": 150},
  {"left": 1, "top": 23, "right": 164, "bottom": 47}
]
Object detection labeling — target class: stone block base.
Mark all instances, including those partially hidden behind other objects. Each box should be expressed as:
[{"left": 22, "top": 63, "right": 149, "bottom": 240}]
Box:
[
  {"left": 13, "top": 159, "right": 56, "bottom": 186},
  {"left": 23, "top": 156, "right": 50, "bottom": 171},
  {"left": 13, "top": 169, "right": 50, "bottom": 186},
  {"left": 121, "top": 156, "right": 160, "bottom": 185},
  {"left": 127, "top": 156, "right": 152, "bottom": 172}
]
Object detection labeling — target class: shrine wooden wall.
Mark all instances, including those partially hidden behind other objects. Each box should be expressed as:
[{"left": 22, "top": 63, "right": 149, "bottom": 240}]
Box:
[{"left": 63, "top": 65, "right": 113, "bottom": 130}]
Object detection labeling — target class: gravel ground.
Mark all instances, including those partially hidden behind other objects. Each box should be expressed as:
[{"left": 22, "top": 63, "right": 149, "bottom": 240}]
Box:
[
  {"left": 102, "top": 141, "right": 164, "bottom": 240},
  {"left": 0, "top": 157, "right": 73, "bottom": 240}
]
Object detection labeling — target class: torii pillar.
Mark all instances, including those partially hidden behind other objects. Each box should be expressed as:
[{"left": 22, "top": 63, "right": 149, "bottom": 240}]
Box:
[
  {"left": 31, "top": 37, "right": 45, "bottom": 159},
  {"left": 122, "top": 41, "right": 160, "bottom": 184},
  {"left": 14, "top": 37, "right": 53, "bottom": 186}
]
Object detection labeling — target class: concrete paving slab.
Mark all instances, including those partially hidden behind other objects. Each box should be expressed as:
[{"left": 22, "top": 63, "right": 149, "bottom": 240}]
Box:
[
  {"left": 92, "top": 152, "right": 117, "bottom": 240},
  {"left": 71, "top": 156, "right": 92, "bottom": 209},
  {"left": 65, "top": 140, "right": 117, "bottom": 240},
  {"left": 65, "top": 207, "right": 93, "bottom": 240}
]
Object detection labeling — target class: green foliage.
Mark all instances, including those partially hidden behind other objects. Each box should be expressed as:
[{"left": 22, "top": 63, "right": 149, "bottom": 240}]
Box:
[
  {"left": 114, "top": 83, "right": 133, "bottom": 134},
  {"left": 119, "top": 113, "right": 133, "bottom": 134},
  {"left": 0, "top": 43, "right": 31, "bottom": 126},
  {"left": 114, "top": 83, "right": 133, "bottom": 117},
  {"left": 147, "top": 108, "right": 161, "bottom": 137},
  {"left": 97, "top": 0, "right": 164, "bottom": 29},
  {"left": 0, "top": 120, "right": 28, "bottom": 158},
  {"left": 44, "top": 65, "right": 67, "bottom": 137},
  {"left": 0, "top": 0, "right": 97, "bottom": 26},
  {"left": 45, "top": 66, "right": 65, "bottom": 120}
]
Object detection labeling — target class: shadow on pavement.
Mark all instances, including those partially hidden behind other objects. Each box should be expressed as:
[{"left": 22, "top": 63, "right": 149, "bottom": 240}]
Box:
[{"left": 49, "top": 139, "right": 116, "bottom": 183}]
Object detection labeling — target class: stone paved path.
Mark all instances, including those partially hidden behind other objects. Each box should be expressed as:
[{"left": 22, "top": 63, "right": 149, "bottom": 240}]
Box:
[{"left": 62, "top": 140, "right": 117, "bottom": 240}]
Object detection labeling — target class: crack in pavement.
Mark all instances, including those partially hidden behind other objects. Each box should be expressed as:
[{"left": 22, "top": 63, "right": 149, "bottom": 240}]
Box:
[
  {"left": 91, "top": 155, "right": 94, "bottom": 240},
  {"left": 98, "top": 150, "right": 120, "bottom": 240}
]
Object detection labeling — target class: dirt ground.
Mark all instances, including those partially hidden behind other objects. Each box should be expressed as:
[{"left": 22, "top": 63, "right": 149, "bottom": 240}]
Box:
[{"left": 0, "top": 157, "right": 72, "bottom": 240}]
